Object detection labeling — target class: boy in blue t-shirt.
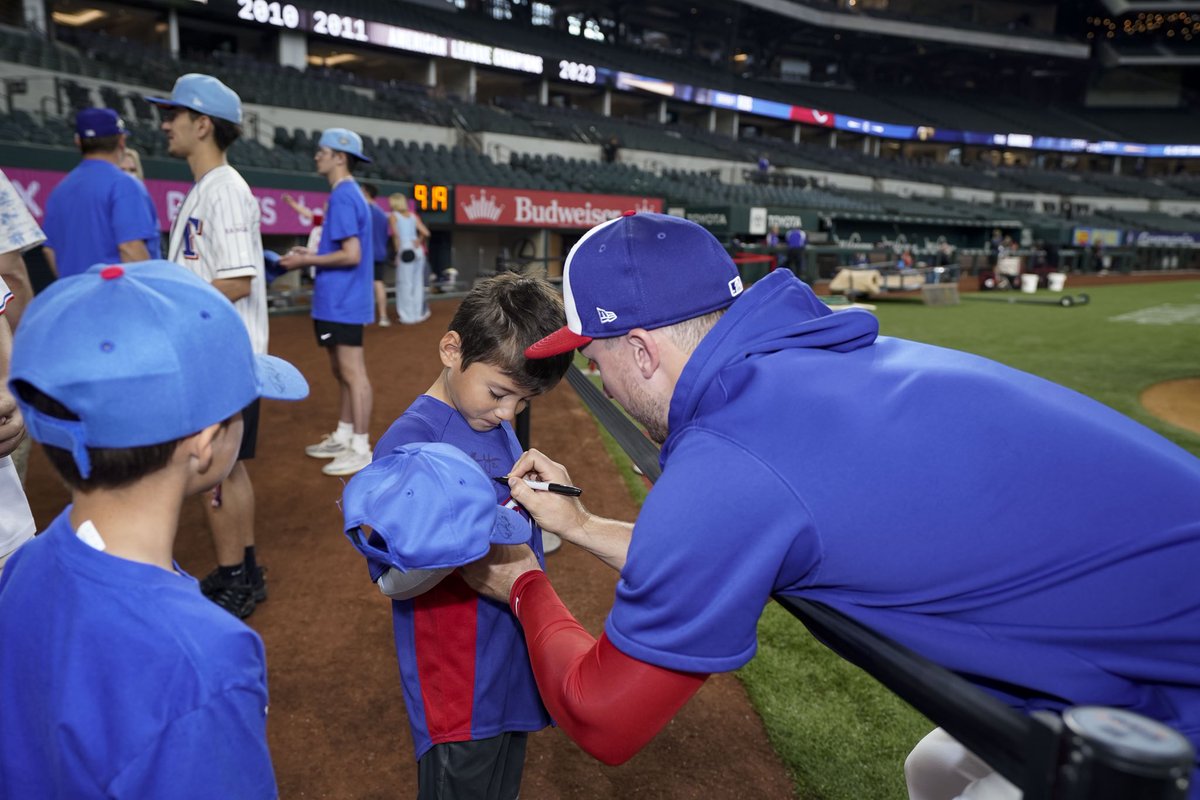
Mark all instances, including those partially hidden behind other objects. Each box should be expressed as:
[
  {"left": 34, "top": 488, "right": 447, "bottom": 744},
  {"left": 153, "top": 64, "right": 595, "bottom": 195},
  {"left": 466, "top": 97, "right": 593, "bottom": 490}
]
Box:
[
  {"left": 279, "top": 127, "right": 375, "bottom": 477},
  {"left": 0, "top": 261, "right": 308, "bottom": 798},
  {"left": 368, "top": 272, "right": 572, "bottom": 800}
]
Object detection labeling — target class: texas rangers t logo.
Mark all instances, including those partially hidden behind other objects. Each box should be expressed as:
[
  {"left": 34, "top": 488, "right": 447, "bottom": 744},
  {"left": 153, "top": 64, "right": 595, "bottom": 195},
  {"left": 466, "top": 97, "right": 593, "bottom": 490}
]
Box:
[{"left": 181, "top": 217, "right": 203, "bottom": 260}]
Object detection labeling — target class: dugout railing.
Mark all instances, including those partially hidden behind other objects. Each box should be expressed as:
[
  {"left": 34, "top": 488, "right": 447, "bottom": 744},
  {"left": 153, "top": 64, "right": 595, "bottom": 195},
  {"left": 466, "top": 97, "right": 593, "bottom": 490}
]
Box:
[{"left": 556, "top": 364, "right": 1195, "bottom": 800}]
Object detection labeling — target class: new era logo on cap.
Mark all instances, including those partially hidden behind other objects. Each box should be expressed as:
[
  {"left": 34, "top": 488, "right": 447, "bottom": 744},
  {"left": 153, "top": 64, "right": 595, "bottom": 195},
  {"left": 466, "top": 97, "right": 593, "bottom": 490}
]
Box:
[{"left": 525, "top": 212, "right": 744, "bottom": 359}]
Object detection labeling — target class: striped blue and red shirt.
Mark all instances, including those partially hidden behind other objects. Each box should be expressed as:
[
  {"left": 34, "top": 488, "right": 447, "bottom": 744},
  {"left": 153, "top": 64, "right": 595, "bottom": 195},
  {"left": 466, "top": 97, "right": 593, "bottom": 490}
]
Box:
[{"left": 374, "top": 395, "right": 552, "bottom": 760}]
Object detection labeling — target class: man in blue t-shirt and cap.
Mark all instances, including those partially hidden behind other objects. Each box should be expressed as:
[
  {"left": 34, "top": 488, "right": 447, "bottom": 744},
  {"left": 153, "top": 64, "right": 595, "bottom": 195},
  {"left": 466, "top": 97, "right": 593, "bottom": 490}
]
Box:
[
  {"left": 279, "top": 127, "right": 375, "bottom": 477},
  {"left": 42, "top": 108, "right": 161, "bottom": 278}
]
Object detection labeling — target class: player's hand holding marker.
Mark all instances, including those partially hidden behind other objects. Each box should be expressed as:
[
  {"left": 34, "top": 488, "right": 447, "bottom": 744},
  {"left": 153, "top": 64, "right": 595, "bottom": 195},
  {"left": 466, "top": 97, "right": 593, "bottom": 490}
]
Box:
[{"left": 504, "top": 449, "right": 590, "bottom": 544}]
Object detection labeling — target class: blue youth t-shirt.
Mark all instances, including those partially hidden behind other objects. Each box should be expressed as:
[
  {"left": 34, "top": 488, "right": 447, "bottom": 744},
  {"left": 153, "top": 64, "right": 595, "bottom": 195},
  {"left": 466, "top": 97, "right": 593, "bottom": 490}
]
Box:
[
  {"left": 313, "top": 179, "right": 373, "bottom": 324},
  {"left": 43, "top": 160, "right": 161, "bottom": 277},
  {"left": 369, "top": 201, "right": 390, "bottom": 263},
  {"left": 606, "top": 270, "right": 1200, "bottom": 784},
  {"left": 0, "top": 510, "right": 276, "bottom": 799},
  {"left": 374, "top": 395, "right": 552, "bottom": 760}
]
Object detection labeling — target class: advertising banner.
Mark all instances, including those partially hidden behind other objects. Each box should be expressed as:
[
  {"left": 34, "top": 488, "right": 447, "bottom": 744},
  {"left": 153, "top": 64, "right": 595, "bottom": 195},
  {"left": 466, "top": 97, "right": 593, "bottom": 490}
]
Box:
[
  {"left": 1, "top": 166, "right": 393, "bottom": 236},
  {"left": 455, "top": 186, "right": 662, "bottom": 228}
]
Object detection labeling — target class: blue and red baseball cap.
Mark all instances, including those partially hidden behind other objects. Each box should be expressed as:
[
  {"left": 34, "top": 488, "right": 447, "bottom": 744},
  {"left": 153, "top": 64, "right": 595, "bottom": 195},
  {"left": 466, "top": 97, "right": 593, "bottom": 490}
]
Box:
[
  {"left": 525, "top": 212, "right": 744, "bottom": 358},
  {"left": 9, "top": 261, "right": 308, "bottom": 479},
  {"left": 75, "top": 108, "right": 125, "bottom": 139},
  {"left": 146, "top": 73, "right": 243, "bottom": 125},
  {"left": 342, "top": 442, "right": 530, "bottom": 574}
]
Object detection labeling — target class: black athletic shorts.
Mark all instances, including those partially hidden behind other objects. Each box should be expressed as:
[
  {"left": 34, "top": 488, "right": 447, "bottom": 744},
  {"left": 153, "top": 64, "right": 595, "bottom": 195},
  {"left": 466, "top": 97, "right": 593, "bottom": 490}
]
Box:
[
  {"left": 313, "top": 319, "right": 364, "bottom": 348},
  {"left": 417, "top": 733, "right": 527, "bottom": 800},
  {"left": 373, "top": 259, "right": 389, "bottom": 282},
  {"left": 237, "top": 399, "right": 260, "bottom": 461}
]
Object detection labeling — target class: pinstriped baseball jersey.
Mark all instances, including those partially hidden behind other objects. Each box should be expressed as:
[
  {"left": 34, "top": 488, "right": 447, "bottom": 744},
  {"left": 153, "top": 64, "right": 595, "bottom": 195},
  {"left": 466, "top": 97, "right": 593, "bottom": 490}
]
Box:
[{"left": 168, "top": 165, "right": 268, "bottom": 354}]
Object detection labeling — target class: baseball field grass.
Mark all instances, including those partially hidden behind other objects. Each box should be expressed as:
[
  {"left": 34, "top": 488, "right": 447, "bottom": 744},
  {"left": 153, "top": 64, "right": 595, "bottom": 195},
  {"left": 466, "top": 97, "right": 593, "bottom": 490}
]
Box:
[{"left": 588, "top": 279, "right": 1200, "bottom": 799}]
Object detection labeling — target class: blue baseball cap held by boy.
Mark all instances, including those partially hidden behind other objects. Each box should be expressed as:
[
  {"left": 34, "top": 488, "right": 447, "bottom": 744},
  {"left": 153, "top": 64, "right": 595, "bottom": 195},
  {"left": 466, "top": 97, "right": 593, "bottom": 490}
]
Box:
[
  {"left": 526, "top": 211, "right": 745, "bottom": 357},
  {"left": 9, "top": 261, "right": 308, "bottom": 478},
  {"left": 343, "top": 442, "right": 530, "bottom": 575}
]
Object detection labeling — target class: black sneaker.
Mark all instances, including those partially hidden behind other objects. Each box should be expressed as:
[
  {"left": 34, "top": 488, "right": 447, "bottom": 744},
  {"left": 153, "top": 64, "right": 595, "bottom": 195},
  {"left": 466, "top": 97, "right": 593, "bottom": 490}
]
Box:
[
  {"left": 210, "top": 580, "right": 257, "bottom": 619},
  {"left": 200, "top": 566, "right": 268, "bottom": 607}
]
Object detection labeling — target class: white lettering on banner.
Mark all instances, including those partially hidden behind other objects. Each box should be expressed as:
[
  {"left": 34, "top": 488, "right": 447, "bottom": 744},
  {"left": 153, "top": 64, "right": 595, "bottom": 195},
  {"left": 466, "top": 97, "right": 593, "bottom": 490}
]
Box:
[
  {"left": 767, "top": 214, "right": 804, "bottom": 230},
  {"left": 1135, "top": 232, "right": 1200, "bottom": 248},
  {"left": 686, "top": 212, "right": 727, "bottom": 226},
  {"left": 514, "top": 196, "right": 656, "bottom": 226},
  {"left": 450, "top": 40, "right": 493, "bottom": 66},
  {"left": 259, "top": 196, "right": 277, "bottom": 227},
  {"left": 385, "top": 26, "right": 448, "bottom": 57},
  {"left": 493, "top": 48, "right": 542, "bottom": 74},
  {"left": 166, "top": 190, "right": 187, "bottom": 224},
  {"left": 10, "top": 179, "right": 41, "bottom": 217}
]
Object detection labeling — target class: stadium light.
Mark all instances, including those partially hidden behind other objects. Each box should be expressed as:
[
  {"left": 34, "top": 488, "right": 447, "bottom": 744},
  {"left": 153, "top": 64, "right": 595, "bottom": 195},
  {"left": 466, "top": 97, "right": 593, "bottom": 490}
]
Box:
[{"left": 51, "top": 8, "right": 106, "bottom": 26}]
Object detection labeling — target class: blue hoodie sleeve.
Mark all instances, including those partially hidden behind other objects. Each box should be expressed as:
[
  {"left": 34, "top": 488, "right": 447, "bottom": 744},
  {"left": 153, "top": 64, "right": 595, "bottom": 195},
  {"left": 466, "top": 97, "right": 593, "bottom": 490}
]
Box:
[{"left": 605, "top": 430, "right": 822, "bottom": 673}]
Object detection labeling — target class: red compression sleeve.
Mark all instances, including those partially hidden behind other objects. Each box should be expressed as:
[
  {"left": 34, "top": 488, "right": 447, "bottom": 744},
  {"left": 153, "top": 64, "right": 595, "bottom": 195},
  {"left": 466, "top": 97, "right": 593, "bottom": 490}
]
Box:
[{"left": 510, "top": 571, "right": 709, "bottom": 765}]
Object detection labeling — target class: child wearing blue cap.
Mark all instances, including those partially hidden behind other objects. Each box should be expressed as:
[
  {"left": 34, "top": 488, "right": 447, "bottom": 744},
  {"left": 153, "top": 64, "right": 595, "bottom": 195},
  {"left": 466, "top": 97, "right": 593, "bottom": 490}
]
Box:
[
  {"left": 361, "top": 272, "right": 571, "bottom": 800},
  {"left": 0, "top": 261, "right": 308, "bottom": 799},
  {"left": 42, "top": 107, "right": 161, "bottom": 278},
  {"left": 280, "top": 127, "right": 376, "bottom": 477}
]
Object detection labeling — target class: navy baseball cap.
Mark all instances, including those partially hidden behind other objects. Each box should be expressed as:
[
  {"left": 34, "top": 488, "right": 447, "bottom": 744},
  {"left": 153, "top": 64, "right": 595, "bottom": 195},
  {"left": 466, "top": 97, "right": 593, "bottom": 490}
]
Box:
[
  {"left": 146, "top": 73, "right": 243, "bottom": 125},
  {"left": 318, "top": 127, "right": 371, "bottom": 163},
  {"left": 9, "top": 261, "right": 308, "bottom": 479},
  {"left": 525, "top": 212, "right": 744, "bottom": 358},
  {"left": 342, "top": 442, "right": 531, "bottom": 573},
  {"left": 75, "top": 108, "right": 125, "bottom": 139}
]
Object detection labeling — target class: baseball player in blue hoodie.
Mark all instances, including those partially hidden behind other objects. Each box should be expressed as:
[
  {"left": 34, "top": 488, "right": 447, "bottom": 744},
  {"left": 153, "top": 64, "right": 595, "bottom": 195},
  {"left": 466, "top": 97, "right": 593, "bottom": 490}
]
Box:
[{"left": 461, "top": 212, "right": 1200, "bottom": 800}]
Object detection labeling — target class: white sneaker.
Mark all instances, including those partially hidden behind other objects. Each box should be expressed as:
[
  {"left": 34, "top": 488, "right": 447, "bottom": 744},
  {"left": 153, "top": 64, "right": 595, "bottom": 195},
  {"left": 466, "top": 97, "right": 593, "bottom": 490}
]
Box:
[
  {"left": 322, "top": 449, "right": 371, "bottom": 476},
  {"left": 306, "top": 434, "right": 350, "bottom": 459},
  {"left": 542, "top": 531, "right": 562, "bottom": 555},
  {"left": 378, "top": 317, "right": 392, "bottom": 327}
]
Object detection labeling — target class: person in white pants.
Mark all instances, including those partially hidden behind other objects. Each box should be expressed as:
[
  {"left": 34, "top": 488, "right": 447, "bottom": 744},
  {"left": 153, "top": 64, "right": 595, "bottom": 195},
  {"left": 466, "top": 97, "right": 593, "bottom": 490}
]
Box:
[
  {"left": 389, "top": 192, "right": 431, "bottom": 324},
  {"left": 905, "top": 728, "right": 1022, "bottom": 800}
]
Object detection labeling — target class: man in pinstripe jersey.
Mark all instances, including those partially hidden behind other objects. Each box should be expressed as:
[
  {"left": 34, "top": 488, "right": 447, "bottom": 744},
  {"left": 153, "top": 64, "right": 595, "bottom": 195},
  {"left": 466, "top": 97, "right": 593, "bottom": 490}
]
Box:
[{"left": 148, "top": 74, "right": 269, "bottom": 619}]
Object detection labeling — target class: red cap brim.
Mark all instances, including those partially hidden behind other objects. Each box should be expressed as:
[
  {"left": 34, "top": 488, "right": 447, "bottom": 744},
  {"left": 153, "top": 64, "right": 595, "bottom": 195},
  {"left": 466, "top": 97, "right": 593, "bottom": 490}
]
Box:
[{"left": 525, "top": 327, "right": 592, "bottom": 359}]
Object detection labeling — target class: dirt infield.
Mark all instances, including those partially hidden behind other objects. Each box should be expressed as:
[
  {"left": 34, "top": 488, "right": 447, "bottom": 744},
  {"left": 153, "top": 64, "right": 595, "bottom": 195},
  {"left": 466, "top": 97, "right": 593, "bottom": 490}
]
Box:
[
  {"left": 1141, "top": 378, "right": 1200, "bottom": 437},
  {"left": 22, "top": 302, "right": 793, "bottom": 800}
]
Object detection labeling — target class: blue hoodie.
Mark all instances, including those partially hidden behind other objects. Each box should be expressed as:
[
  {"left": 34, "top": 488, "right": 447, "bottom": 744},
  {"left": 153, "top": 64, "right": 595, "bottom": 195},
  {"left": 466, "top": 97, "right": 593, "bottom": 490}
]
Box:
[{"left": 605, "top": 270, "right": 1200, "bottom": 763}]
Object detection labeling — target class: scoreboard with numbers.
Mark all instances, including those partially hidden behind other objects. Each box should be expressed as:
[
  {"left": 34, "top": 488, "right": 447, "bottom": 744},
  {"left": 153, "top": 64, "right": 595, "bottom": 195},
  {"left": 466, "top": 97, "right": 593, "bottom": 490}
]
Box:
[{"left": 412, "top": 184, "right": 449, "bottom": 213}]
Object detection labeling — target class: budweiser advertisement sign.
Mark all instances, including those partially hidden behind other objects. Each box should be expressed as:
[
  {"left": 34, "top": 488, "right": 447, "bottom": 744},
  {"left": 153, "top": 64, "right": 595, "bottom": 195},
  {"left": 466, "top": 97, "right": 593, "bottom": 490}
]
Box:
[{"left": 455, "top": 186, "right": 663, "bottom": 228}]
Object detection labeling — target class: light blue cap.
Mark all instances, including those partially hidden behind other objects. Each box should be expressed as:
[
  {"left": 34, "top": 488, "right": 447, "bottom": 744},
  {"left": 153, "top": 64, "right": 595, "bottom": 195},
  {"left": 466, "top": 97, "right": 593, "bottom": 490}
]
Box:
[
  {"left": 146, "top": 73, "right": 243, "bottom": 125},
  {"left": 9, "top": 261, "right": 308, "bottom": 479},
  {"left": 318, "top": 127, "right": 371, "bottom": 163}
]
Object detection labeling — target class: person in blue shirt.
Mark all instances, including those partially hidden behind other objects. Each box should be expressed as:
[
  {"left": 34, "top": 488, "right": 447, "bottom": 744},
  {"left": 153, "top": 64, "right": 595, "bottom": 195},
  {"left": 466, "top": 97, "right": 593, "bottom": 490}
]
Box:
[
  {"left": 361, "top": 182, "right": 395, "bottom": 327},
  {"left": 785, "top": 224, "right": 809, "bottom": 282},
  {"left": 461, "top": 213, "right": 1200, "bottom": 799},
  {"left": 360, "top": 272, "right": 571, "bottom": 800},
  {"left": 280, "top": 127, "right": 375, "bottom": 477},
  {"left": 42, "top": 108, "right": 161, "bottom": 278},
  {"left": 0, "top": 260, "right": 308, "bottom": 799}
]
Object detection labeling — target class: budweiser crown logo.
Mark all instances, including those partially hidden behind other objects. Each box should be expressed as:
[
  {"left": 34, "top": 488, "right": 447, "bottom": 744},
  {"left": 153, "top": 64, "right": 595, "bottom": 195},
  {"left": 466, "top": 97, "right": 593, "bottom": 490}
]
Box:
[{"left": 461, "top": 189, "right": 506, "bottom": 222}]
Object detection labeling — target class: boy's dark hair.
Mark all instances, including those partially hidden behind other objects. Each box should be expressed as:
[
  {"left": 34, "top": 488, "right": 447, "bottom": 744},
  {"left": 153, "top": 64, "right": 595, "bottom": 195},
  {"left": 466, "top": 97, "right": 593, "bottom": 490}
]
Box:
[
  {"left": 450, "top": 272, "right": 572, "bottom": 394},
  {"left": 361, "top": 182, "right": 378, "bottom": 198},
  {"left": 344, "top": 154, "right": 362, "bottom": 174},
  {"left": 79, "top": 134, "right": 123, "bottom": 156},
  {"left": 186, "top": 110, "right": 242, "bottom": 152},
  {"left": 13, "top": 381, "right": 180, "bottom": 491}
]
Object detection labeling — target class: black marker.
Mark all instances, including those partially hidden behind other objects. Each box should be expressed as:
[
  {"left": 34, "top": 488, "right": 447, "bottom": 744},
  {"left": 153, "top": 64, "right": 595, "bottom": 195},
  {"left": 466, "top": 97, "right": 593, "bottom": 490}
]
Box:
[{"left": 494, "top": 476, "right": 583, "bottom": 497}]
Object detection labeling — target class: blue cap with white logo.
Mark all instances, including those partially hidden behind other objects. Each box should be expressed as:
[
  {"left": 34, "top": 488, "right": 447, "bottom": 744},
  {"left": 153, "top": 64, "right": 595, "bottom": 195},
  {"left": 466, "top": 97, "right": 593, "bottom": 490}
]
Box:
[
  {"left": 9, "top": 261, "right": 308, "bottom": 479},
  {"left": 342, "top": 442, "right": 530, "bottom": 573},
  {"left": 75, "top": 108, "right": 126, "bottom": 139},
  {"left": 146, "top": 73, "right": 243, "bottom": 125},
  {"left": 318, "top": 127, "right": 371, "bottom": 163},
  {"left": 525, "top": 212, "right": 744, "bottom": 358}
]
